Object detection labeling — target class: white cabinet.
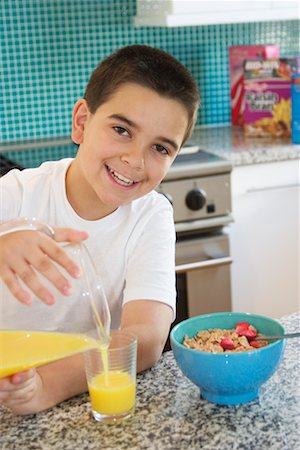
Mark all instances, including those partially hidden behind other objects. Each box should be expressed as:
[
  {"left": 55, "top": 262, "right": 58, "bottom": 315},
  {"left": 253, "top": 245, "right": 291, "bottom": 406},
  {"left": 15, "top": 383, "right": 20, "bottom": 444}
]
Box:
[
  {"left": 134, "top": 0, "right": 299, "bottom": 27},
  {"left": 229, "top": 159, "right": 300, "bottom": 318}
]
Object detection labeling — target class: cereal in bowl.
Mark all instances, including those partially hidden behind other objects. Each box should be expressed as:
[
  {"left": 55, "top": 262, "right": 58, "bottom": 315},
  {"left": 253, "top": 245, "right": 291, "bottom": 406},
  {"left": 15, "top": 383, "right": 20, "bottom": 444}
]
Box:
[{"left": 183, "top": 321, "right": 269, "bottom": 353}]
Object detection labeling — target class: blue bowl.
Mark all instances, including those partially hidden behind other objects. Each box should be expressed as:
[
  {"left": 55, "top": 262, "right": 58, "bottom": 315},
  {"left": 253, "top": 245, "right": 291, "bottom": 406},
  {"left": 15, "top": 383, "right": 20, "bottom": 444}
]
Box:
[{"left": 170, "top": 312, "right": 285, "bottom": 405}]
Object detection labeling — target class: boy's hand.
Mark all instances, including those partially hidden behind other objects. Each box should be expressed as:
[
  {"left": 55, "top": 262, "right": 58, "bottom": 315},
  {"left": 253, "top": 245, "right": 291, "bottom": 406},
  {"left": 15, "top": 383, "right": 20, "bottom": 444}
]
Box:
[
  {"left": 0, "top": 227, "right": 88, "bottom": 305},
  {"left": 0, "top": 369, "right": 44, "bottom": 416}
]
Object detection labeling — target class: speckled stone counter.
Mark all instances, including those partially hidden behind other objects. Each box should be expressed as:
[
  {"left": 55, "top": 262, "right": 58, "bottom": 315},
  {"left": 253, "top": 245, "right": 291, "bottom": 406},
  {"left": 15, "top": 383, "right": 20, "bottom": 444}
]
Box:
[
  {"left": 189, "top": 126, "right": 300, "bottom": 166},
  {"left": 1, "top": 312, "right": 299, "bottom": 450},
  {"left": 1, "top": 126, "right": 299, "bottom": 170}
]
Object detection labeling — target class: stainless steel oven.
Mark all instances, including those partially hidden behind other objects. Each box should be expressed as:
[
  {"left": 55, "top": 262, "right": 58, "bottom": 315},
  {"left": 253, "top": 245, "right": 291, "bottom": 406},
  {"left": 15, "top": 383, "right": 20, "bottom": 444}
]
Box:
[
  {"left": 157, "top": 146, "right": 233, "bottom": 346},
  {"left": 176, "top": 230, "right": 232, "bottom": 317}
]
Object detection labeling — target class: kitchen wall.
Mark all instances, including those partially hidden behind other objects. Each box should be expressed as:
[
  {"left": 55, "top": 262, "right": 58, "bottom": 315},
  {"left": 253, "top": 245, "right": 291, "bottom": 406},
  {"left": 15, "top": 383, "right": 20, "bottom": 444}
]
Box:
[{"left": 1, "top": 0, "right": 299, "bottom": 167}]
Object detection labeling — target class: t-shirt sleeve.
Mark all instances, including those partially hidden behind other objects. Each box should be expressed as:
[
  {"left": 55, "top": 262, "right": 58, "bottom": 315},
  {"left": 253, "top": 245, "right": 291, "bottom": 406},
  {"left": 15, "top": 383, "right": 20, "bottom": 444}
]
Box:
[
  {"left": 123, "top": 195, "right": 176, "bottom": 319},
  {"left": 0, "top": 169, "right": 23, "bottom": 221}
]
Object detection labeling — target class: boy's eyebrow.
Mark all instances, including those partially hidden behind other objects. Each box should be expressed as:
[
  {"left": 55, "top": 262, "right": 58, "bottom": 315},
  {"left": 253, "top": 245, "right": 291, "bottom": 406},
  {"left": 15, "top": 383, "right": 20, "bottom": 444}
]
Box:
[{"left": 108, "top": 113, "right": 179, "bottom": 151}]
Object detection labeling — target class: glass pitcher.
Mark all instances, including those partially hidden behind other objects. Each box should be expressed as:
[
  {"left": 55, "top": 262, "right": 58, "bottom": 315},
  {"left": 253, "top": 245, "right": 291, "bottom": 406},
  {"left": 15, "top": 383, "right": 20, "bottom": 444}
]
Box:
[{"left": 0, "top": 225, "right": 111, "bottom": 377}]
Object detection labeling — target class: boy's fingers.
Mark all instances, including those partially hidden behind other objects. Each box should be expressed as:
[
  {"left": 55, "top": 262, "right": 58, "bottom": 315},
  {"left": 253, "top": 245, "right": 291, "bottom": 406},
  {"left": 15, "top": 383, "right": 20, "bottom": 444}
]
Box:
[
  {"left": 10, "top": 370, "right": 35, "bottom": 385},
  {"left": 25, "top": 233, "right": 89, "bottom": 302},
  {"left": 39, "top": 239, "right": 82, "bottom": 280},
  {"left": 52, "top": 228, "right": 89, "bottom": 243},
  {"left": 3, "top": 260, "right": 62, "bottom": 305},
  {"left": 1, "top": 268, "right": 32, "bottom": 305},
  {"left": 22, "top": 273, "right": 65, "bottom": 305},
  {"left": 0, "top": 228, "right": 89, "bottom": 304},
  {"left": 7, "top": 236, "right": 86, "bottom": 303},
  {"left": 0, "top": 370, "right": 37, "bottom": 405},
  {"left": 0, "top": 370, "right": 35, "bottom": 391},
  {"left": 9, "top": 259, "right": 56, "bottom": 305},
  {"left": 28, "top": 246, "right": 76, "bottom": 297}
]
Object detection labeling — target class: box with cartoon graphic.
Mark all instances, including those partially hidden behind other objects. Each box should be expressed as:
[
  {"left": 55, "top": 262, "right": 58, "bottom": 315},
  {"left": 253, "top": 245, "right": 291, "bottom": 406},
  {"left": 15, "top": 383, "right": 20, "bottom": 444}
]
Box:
[
  {"left": 243, "top": 58, "right": 300, "bottom": 137},
  {"left": 229, "top": 45, "right": 279, "bottom": 127}
]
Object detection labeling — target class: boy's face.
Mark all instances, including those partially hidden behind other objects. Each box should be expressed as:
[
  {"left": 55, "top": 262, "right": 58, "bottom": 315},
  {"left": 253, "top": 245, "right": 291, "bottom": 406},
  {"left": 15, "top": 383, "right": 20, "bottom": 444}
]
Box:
[{"left": 69, "top": 82, "right": 189, "bottom": 220}]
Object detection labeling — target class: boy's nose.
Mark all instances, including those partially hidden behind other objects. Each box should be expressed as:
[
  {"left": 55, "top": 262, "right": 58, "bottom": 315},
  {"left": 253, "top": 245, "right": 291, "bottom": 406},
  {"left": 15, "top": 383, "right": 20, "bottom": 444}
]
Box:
[{"left": 121, "top": 145, "right": 145, "bottom": 170}]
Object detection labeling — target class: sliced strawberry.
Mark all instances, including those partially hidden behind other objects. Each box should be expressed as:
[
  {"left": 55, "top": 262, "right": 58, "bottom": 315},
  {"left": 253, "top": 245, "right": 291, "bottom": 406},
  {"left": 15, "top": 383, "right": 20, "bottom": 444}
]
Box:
[
  {"left": 238, "top": 328, "right": 257, "bottom": 339},
  {"left": 250, "top": 341, "right": 262, "bottom": 348},
  {"left": 220, "top": 338, "right": 236, "bottom": 350},
  {"left": 235, "top": 321, "right": 251, "bottom": 334}
]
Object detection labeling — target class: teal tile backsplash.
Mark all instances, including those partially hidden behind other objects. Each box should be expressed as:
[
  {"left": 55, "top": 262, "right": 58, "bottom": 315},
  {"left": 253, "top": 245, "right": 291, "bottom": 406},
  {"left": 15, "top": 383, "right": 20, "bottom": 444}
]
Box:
[{"left": 1, "top": 0, "right": 299, "bottom": 167}]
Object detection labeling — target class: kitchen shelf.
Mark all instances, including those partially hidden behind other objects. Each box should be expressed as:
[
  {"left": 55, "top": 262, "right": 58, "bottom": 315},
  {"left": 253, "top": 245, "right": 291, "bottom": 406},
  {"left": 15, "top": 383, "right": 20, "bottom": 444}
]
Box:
[{"left": 134, "top": 1, "right": 300, "bottom": 27}]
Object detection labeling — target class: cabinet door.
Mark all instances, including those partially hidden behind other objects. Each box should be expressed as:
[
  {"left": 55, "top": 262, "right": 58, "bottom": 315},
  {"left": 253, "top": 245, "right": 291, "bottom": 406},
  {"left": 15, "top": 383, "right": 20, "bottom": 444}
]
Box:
[{"left": 229, "top": 160, "right": 299, "bottom": 318}]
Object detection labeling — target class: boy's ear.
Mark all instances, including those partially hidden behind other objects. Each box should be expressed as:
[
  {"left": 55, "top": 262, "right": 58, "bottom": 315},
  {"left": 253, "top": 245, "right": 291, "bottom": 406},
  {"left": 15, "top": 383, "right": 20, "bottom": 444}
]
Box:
[{"left": 71, "top": 99, "right": 90, "bottom": 144}]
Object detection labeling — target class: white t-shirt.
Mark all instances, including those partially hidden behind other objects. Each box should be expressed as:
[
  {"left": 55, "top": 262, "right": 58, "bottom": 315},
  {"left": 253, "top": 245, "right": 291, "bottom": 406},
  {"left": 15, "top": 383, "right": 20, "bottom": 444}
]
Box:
[{"left": 0, "top": 158, "right": 176, "bottom": 334}]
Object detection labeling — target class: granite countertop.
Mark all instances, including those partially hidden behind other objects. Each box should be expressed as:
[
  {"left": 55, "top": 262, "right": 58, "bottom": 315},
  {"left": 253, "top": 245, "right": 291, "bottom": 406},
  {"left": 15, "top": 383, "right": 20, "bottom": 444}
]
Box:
[
  {"left": 1, "top": 126, "right": 299, "bottom": 172},
  {"left": 1, "top": 312, "right": 299, "bottom": 450},
  {"left": 189, "top": 126, "right": 300, "bottom": 166}
]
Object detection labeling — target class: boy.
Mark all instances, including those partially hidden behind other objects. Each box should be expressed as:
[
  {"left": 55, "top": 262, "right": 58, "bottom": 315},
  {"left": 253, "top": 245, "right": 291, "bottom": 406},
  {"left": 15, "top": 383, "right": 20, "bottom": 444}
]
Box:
[{"left": 0, "top": 45, "right": 199, "bottom": 415}]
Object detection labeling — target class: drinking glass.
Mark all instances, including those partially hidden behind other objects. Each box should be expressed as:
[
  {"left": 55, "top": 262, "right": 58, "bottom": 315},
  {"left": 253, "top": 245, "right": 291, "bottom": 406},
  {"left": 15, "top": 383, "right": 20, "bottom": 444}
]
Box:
[{"left": 84, "top": 330, "right": 137, "bottom": 423}]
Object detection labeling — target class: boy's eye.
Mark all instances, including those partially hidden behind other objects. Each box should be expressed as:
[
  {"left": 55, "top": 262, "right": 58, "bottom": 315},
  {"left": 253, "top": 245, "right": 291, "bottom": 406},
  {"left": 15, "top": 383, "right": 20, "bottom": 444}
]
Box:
[
  {"left": 113, "top": 126, "right": 129, "bottom": 136},
  {"left": 153, "top": 144, "right": 169, "bottom": 155}
]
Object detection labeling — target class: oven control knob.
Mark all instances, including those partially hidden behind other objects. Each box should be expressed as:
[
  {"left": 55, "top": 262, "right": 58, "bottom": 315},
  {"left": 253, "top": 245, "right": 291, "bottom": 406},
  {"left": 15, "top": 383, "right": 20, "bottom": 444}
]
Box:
[{"left": 185, "top": 189, "right": 206, "bottom": 210}]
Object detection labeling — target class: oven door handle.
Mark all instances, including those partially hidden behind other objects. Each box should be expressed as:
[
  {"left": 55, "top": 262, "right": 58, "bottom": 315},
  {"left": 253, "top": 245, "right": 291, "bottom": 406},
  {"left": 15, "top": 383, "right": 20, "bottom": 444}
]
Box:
[{"left": 175, "top": 256, "right": 233, "bottom": 273}]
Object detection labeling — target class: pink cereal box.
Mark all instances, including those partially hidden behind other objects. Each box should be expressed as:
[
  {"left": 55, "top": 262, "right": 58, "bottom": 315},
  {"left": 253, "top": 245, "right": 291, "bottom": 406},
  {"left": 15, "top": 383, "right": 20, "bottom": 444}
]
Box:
[
  {"left": 243, "top": 59, "right": 292, "bottom": 137},
  {"left": 229, "top": 45, "right": 279, "bottom": 126}
]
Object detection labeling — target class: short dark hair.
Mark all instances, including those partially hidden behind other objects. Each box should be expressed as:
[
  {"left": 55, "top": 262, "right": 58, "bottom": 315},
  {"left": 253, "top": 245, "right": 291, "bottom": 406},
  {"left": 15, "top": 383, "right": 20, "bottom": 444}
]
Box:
[{"left": 84, "top": 45, "right": 200, "bottom": 145}]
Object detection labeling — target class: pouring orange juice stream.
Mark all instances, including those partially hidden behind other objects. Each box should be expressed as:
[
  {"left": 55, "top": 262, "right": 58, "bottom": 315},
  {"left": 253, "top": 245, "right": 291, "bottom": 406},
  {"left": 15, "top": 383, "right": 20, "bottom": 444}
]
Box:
[
  {"left": 0, "top": 306, "right": 135, "bottom": 415},
  {"left": 0, "top": 316, "right": 134, "bottom": 416},
  {"left": 0, "top": 263, "right": 135, "bottom": 416},
  {"left": 0, "top": 293, "right": 110, "bottom": 375},
  {"left": 0, "top": 297, "right": 108, "bottom": 375},
  {"left": 0, "top": 227, "right": 135, "bottom": 416}
]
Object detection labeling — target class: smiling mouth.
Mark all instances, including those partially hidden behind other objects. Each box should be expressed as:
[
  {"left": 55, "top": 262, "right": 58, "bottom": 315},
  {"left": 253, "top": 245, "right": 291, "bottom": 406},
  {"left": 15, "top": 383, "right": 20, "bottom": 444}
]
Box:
[{"left": 106, "top": 165, "right": 137, "bottom": 187}]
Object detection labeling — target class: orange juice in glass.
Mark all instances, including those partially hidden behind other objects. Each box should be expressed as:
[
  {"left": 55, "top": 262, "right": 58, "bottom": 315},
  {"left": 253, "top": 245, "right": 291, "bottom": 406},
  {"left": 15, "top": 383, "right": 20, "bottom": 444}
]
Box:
[{"left": 85, "top": 330, "right": 137, "bottom": 423}]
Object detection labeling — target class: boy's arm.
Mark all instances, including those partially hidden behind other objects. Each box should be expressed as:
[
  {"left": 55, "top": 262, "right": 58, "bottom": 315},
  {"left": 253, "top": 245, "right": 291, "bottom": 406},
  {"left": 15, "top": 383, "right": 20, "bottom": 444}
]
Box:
[
  {"left": 121, "top": 300, "right": 173, "bottom": 372},
  {"left": 37, "top": 354, "right": 88, "bottom": 409}
]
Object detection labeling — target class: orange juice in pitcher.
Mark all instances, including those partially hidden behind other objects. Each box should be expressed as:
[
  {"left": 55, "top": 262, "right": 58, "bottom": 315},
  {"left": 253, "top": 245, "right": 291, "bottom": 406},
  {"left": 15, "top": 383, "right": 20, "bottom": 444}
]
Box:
[{"left": 0, "top": 330, "right": 98, "bottom": 377}]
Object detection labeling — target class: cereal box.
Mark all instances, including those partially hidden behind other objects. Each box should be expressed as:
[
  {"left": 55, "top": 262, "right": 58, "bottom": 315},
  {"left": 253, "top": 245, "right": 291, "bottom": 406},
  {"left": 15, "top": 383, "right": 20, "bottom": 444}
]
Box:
[
  {"left": 243, "top": 59, "right": 292, "bottom": 137},
  {"left": 229, "top": 45, "right": 279, "bottom": 126},
  {"left": 291, "top": 73, "right": 300, "bottom": 144}
]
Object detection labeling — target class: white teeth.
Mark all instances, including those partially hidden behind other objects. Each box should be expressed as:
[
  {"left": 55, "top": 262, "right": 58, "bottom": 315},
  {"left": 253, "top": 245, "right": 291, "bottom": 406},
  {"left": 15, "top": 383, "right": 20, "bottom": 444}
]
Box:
[{"left": 107, "top": 166, "right": 135, "bottom": 186}]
